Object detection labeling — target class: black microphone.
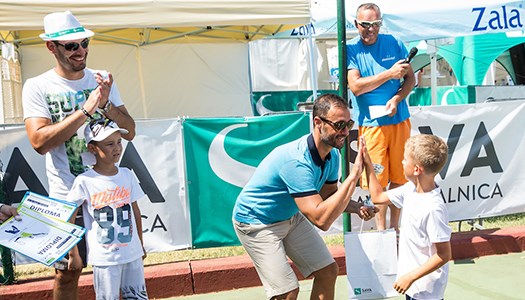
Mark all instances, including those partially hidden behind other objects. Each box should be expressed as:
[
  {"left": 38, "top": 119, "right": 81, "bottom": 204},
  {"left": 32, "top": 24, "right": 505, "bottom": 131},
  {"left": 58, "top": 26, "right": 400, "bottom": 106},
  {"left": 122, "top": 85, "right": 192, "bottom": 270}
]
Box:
[{"left": 404, "top": 47, "right": 418, "bottom": 63}]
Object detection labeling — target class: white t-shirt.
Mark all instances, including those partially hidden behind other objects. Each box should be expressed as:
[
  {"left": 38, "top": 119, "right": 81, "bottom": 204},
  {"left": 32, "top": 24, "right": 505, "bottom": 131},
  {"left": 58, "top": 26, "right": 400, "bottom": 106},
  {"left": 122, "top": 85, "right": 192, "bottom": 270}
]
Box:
[
  {"left": 387, "top": 181, "right": 452, "bottom": 299},
  {"left": 67, "top": 167, "right": 145, "bottom": 266},
  {"left": 22, "top": 68, "right": 124, "bottom": 199}
]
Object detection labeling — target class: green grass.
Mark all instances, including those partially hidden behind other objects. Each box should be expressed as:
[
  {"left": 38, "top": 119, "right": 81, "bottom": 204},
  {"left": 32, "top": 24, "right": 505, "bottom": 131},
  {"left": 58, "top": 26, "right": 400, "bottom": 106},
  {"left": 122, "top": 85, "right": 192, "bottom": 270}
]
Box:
[
  {"left": 478, "top": 212, "right": 525, "bottom": 228},
  {"left": 449, "top": 212, "right": 525, "bottom": 232},
  {"left": 8, "top": 213, "right": 525, "bottom": 281}
]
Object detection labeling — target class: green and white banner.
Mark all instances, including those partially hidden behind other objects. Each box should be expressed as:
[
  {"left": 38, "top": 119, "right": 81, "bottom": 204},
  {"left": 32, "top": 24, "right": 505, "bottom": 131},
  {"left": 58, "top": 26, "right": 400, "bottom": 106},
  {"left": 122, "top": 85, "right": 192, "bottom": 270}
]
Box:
[
  {"left": 183, "top": 113, "right": 311, "bottom": 248},
  {"left": 2, "top": 100, "right": 525, "bottom": 254},
  {"left": 407, "top": 86, "right": 475, "bottom": 106},
  {"left": 253, "top": 87, "right": 475, "bottom": 115},
  {"left": 251, "top": 90, "right": 336, "bottom": 116}
]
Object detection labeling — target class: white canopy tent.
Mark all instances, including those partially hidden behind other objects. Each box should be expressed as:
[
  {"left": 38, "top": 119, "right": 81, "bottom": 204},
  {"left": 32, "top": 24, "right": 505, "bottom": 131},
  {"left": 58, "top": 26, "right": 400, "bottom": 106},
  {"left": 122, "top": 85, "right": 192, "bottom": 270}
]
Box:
[
  {"left": 0, "top": 0, "right": 310, "bottom": 120},
  {"left": 272, "top": 0, "right": 357, "bottom": 39},
  {"left": 249, "top": 0, "right": 358, "bottom": 108},
  {"left": 0, "top": 0, "right": 311, "bottom": 45}
]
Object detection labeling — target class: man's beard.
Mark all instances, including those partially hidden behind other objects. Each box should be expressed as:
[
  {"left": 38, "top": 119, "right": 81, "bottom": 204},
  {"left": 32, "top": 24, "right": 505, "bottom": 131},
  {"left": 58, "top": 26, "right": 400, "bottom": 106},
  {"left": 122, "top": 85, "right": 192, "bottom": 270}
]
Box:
[
  {"left": 57, "top": 51, "right": 86, "bottom": 72},
  {"left": 321, "top": 133, "right": 346, "bottom": 149}
]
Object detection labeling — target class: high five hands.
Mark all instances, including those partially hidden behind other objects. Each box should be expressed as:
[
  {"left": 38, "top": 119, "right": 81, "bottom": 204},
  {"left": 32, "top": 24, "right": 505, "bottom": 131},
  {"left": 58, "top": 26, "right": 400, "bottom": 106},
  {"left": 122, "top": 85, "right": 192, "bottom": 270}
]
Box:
[{"left": 355, "top": 137, "right": 380, "bottom": 221}]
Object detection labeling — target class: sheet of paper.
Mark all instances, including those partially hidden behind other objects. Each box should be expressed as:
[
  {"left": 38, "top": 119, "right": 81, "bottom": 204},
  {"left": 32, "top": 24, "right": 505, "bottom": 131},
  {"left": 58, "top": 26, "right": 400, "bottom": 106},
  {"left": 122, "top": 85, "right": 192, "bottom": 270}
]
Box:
[
  {"left": 0, "top": 208, "right": 85, "bottom": 266},
  {"left": 17, "top": 206, "right": 85, "bottom": 238},
  {"left": 369, "top": 105, "right": 392, "bottom": 119},
  {"left": 19, "top": 191, "right": 77, "bottom": 222}
]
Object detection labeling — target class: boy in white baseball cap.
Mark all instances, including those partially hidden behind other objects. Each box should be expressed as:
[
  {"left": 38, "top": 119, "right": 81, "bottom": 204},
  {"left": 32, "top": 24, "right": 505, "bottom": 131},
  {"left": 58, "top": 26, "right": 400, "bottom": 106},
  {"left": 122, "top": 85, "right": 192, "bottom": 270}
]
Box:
[
  {"left": 84, "top": 118, "right": 129, "bottom": 144},
  {"left": 67, "top": 118, "right": 148, "bottom": 299}
]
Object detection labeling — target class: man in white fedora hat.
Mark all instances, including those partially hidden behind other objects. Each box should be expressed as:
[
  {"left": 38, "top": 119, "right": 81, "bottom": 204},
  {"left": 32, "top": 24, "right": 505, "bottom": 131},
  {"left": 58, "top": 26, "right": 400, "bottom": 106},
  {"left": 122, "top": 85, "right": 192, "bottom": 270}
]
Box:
[{"left": 22, "top": 11, "right": 136, "bottom": 300}]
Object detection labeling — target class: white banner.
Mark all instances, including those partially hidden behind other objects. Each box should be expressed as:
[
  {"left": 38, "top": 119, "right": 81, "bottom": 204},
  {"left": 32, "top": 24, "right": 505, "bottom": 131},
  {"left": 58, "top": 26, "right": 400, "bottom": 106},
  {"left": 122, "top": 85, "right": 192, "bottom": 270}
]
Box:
[
  {"left": 409, "top": 100, "right": 525, "bottom": 220},
  {"left": 348, "top": 100, "right": 525, "bottom": 226},
  {"left": 2, "top": 101, "right": 525, "bottom": 252},
  {"left": 344, "top": 100, "right": 525, "bottom": 232},
  {"left": 128, "top": 119, "right": 191, "bottom": 252},
  {"left": 351, "top": 0, "right": 525, "bottom": 42}
]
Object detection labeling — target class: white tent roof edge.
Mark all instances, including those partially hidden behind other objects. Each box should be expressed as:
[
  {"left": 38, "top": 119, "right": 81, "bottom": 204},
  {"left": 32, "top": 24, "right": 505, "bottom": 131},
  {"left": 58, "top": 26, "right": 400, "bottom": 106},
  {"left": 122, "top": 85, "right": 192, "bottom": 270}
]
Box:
[
  {"left": 0, "top": 0, "right": 311, "bottom": 30},
  {"left": 0, "top": 0, "right": 311, "bottom": 44}
]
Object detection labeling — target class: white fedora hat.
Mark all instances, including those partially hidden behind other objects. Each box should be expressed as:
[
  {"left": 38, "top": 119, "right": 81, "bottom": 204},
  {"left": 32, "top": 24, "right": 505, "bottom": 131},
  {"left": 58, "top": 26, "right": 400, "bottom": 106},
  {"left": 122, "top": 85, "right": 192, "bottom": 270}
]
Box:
[{"left": 40, "top": 11, "right": 94, "bottom": 41}]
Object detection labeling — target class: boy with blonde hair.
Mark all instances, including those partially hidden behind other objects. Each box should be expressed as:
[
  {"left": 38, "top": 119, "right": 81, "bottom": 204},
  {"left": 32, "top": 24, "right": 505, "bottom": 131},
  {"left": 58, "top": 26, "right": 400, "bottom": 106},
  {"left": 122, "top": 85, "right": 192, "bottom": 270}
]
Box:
[{"left": 363, "top": 134, "right": 451, "bottom": 299}]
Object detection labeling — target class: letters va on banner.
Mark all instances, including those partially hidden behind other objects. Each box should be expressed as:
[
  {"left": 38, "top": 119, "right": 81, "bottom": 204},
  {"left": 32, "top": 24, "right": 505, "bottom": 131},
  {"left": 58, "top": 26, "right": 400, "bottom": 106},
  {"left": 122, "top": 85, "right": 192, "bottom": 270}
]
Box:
[{"left": 1, "top": 101, "right": 525, "bottom": 251}]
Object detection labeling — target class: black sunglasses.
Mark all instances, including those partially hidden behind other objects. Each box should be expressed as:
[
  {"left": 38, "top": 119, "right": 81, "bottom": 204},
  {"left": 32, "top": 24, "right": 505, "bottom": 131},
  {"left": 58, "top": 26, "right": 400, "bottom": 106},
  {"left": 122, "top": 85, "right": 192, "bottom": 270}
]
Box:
[
  {"left": 318, "top": 116, "right": 355, "bottom": 131},
  {"left": 356, "top": 20, "right": 382, "bottom": 29},
  {"left": 89, "top": 118, "right": 111, "bottom": 137},
  {"left": 53, "top": 38, "right": 90, "bottom": 51}
]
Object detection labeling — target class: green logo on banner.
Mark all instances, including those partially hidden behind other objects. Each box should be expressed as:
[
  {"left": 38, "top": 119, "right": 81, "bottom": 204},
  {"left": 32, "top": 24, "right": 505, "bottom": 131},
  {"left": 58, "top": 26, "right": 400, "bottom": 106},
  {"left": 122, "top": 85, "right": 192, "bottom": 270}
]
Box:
[
  {"left": 354, "top": 288, "right": 362, "bottom": 295},
  {"left": 209, "top": 123, "right": 256, "bottom": 187}
]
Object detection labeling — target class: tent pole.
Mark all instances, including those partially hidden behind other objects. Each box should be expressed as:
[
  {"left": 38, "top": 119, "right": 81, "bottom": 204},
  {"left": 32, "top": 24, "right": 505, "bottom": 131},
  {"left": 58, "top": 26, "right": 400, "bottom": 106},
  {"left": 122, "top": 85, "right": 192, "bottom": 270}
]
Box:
[
  {"left": 428, "top": 40, "right": 438, "bottom": 105},
  {"left": 135, "top": 46, "right": 149, "bottom": 118},
  {"left": 337, "top": 1, "right": 348, "bottom": 102},
  {"left": 247, "top": 42, "right": 254, "bottom": 113},
  {"left": 337, "top": 0, "right": 352, "bottom": 233},
  {"left": 430, "top": 54, "right": 437, "bottom": 105},
  {"left": 307, "top": 32, "right": 318, "bottom": 100}
]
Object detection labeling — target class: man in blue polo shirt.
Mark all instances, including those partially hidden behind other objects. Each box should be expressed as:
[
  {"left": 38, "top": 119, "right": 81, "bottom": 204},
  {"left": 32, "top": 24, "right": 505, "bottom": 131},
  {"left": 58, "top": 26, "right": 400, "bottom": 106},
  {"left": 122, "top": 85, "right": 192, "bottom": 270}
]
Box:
[{"left": 233, "top": 93, "right": 378, "bottom": 300}]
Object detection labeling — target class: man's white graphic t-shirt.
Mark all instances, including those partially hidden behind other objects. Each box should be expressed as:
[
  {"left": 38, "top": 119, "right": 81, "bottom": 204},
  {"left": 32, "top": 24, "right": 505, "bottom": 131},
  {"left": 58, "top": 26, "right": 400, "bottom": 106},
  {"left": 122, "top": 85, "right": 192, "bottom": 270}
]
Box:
[{"left": 22, "top": 68, "right": 124, "bottom": 199}]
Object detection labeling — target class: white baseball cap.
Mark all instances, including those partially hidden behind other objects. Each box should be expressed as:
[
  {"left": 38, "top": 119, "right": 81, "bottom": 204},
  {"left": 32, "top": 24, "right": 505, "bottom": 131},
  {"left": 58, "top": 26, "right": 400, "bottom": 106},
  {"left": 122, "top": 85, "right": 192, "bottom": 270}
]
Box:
[
  {"left": 84, "top": 119, "right": 128, "bottom": 144},
  {"left": 40, "top": 11, "right": 94, "bottom": 41}
]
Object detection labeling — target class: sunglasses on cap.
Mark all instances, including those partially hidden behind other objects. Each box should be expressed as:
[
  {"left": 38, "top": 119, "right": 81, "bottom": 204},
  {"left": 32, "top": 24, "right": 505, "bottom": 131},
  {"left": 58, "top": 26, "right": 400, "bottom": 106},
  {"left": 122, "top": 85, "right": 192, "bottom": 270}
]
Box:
[
  {"left": 356, "top": 20, "right": 382, "bottom": 29},
  {"left": 53, "top": 38, "right": 90, "bottom": 51},
  {"left": 88, "top": 118, "right": 112, "bottom": 137},
  {"left": 318, "top": 116, "right": 355, "bottom": 132}
]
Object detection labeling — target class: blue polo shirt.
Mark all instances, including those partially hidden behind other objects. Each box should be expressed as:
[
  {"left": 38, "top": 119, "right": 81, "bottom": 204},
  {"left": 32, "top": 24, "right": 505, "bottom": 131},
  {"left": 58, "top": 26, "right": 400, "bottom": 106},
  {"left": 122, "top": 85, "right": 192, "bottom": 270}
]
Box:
[
  {"left": 346, "top": 34, "right": 410, "bottom": 127},
  {"left": 233, "top": 134, "right": 340, "bottom": 224}
]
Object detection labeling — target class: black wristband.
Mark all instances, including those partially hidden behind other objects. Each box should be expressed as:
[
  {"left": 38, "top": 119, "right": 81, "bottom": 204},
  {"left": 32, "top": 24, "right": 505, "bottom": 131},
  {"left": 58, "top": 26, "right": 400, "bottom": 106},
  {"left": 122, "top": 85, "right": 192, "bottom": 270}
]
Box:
[{"left": 81, "top": 107, "right": 93, "bottom": 119}]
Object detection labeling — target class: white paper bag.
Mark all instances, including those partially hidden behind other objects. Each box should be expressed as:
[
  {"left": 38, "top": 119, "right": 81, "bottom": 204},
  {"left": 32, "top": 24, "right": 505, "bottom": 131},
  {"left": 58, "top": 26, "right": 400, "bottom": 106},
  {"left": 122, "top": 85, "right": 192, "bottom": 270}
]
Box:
[{"left": 344, "top": 229, "right": 398, "bottom": 299}]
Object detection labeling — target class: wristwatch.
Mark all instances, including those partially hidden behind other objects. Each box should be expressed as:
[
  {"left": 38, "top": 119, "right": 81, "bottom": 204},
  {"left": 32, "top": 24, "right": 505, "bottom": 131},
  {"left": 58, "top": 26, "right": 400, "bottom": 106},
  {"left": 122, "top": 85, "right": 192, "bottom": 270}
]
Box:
[{"left": 102, "top": 100, "right": 112, "bottom": 114}]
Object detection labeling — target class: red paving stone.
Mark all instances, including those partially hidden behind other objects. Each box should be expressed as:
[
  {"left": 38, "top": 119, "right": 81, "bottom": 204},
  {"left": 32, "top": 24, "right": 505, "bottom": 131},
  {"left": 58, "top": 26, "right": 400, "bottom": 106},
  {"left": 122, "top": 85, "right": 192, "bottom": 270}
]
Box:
[{"left": 1, "top": 226, "right": 524, "bottom": 299}]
